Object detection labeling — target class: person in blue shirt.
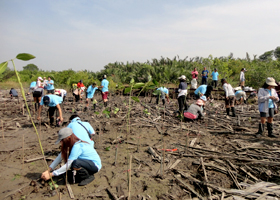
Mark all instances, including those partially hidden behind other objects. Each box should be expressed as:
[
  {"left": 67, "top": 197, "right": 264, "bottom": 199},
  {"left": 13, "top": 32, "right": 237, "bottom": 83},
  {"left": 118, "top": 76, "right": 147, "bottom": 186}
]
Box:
[
  {"left": 27, "top": 81, "right": 36, "bottom": 95},
  {"left": 99, "top": 75, "right": 109, "bottom": 107},
  {"left": 37, "top": 94, "right": 63, "bottom": 126},
  {"left": 85, "top": 83, "right": 99, "bottom": 111},
  {"left": 67, "top": 114, "right": 95, "bottom": 143},
  {"left": 41, "top": 127, "right": 101, "bottom": 186},
  {"left": 156, "top": 87, "right": 170, "bottom": 105},
  {"left": 201, "top": 67, "right": 209, "bottom": 85},
  {"left": 235, "top": 88, "right": 247, "bottom": 104},
  {"left": 194, "top": 85, "right": 213, "bottom": 100},
  {"left": 211, "top": 68, "right": 219, "bottom": 88},
  {"left": 46, "top": 76, "right": 55, "bottom": 94}
]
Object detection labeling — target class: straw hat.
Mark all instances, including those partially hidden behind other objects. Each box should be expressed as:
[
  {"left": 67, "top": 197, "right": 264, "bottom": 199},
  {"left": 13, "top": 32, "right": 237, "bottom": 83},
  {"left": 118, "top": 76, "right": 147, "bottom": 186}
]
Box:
[{"left": 266, "top": 77, "right": 277, "bottom": 86}]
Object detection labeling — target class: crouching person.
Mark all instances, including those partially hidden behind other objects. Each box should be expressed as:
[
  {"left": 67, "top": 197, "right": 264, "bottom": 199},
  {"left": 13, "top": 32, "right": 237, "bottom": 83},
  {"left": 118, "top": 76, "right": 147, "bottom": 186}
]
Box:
[
  {"left": 41, "top": 127, "right": 101, "bottom": 186},
  {"left": 37, "top": 95, "right": 63, "bottom": 126},
  {"left": 256, "top": 78, "right": 279, "bottom": 138},
  {"left": 184, "top": 99, "right": 205, "bottom": 121}
]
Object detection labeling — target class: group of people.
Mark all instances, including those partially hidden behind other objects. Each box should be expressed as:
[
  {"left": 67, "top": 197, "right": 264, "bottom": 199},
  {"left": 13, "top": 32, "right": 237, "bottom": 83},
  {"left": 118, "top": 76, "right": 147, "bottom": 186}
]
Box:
[{"left": 26, "top": 75, "right": 110, "bottom": 127}]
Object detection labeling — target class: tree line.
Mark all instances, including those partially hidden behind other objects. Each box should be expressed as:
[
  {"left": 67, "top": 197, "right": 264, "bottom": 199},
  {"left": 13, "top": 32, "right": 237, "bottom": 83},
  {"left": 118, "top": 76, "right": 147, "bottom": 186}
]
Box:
[{"left": 1, "top": 46, "right": 280, "bottom": 90}]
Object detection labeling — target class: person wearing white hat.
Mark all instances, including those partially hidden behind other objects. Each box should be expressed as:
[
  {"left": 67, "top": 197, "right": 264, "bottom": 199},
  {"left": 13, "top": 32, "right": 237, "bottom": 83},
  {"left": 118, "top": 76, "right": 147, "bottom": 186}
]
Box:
[
  {"left": 41, "top": 127, "right": 102, "bottom": 186},
  {"left": 256, "top": 77, "right": 279, "bottom": 138},
  {"left": 35, "top": 77, "right": 43, "bottom": 89},
  {"left": 177, "top": 75, "right": 188, "bottom": 115},
  {"left": 184, "top": 99, "right": 205, "bottom": 120}
]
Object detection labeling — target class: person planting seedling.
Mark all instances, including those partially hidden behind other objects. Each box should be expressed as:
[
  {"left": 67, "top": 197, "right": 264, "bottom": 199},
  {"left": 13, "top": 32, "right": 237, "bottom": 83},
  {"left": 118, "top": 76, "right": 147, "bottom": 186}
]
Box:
[
  {"left": 184, "top": 99, "right": 205, "bottom": 121},
  {"left": 194, "top": 85, "right": 213, "bottom": 100},
  {"left": 85, "top": 83, "right": 99, "bottom": 111},
  {"left": 54, "top": 89, "right": 67, "bottom": 102},
  {"left": 9, "top": 88, "right": 18, "bottom": 99},
  {"left": 41, "top": 127, "right": 102, "bottom": 186},
  {"left": 37, "top": 94, "right": 63, "bottom": 126}
]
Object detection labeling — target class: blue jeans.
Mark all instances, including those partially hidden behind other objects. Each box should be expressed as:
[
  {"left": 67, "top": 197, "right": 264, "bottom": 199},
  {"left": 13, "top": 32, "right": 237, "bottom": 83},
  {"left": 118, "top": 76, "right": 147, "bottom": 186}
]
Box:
[{"left": 71, "top": 159, "right": 99, "bottom": 175}]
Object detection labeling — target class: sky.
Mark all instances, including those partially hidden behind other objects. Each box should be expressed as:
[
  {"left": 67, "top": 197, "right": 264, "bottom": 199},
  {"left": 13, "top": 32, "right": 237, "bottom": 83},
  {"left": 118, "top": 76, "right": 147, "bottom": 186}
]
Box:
[{"left": 1, "top": 0, "right": 280, "bottom": 72}]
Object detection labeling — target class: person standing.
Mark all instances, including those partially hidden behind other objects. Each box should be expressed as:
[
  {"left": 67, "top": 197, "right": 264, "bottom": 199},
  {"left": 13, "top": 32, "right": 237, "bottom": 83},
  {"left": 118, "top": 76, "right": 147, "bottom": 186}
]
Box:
[
  {"left": 37, "top": 94, "right": 63, "bottom": 125},
  {"left": 256, "top": 78, "right": 279, "bottom": 138},
  {"left": 191, "top": 67, "right": 199, "bottom": 89},
  {"left": 177, "top": 75, "right": 188, "bottom": 115},
  {"left": 99, "top": 75, "right": 109, "bottom": 107},
  {"left": 156, "top": 86, "right": 170, "bottom": 105},
  {"left": 221, "top": 78, "right": 236, "bottom": 117},
  {"left": 211, "top": 68, "right": 219, "bottom": 89},
  {"left": 240, "top": 68, "right": 247, "bottom": 89},
  {"left": 85, "top": 83, "right": 99, "bottom": 111},
  {"left": 46, "top": 76, "right": 55, "bottom": 94},
  {"left": 201, "top": 67, "right": 209, "bottom": 85},
  {"left": 41, "top": 127, "right": 101, "bottom": 186}
]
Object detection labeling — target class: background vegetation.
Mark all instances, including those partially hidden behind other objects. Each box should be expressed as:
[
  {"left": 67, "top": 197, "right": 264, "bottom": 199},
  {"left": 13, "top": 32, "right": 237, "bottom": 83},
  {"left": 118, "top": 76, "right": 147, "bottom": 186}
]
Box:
[{"left": 1, "top": 46, "right": 280, "bottom": 91}]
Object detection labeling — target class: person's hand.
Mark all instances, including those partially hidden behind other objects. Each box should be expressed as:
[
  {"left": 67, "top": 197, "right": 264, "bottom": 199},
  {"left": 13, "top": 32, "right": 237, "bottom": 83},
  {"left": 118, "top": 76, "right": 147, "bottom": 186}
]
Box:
[
  {"left": 226, "top": 97, "right": 229, "bottom": 100},
  {"left": 37, "top": 116, "right": 41, "bottom": 120},
  {"left": 41, "top": 170, "right": 53, "bottom": 181},
  {"left": 59, "top": 117, "right": 63, "bottom": 122},
  {"left": 269, "top": 96, "right": 275, "bottom": 100}
]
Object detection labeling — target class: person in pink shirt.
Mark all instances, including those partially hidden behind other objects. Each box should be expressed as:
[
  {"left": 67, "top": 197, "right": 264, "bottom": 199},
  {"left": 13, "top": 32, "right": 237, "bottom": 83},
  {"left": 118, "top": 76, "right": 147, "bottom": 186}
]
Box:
[{"left": 191, "top": 67, "right": 198, "bottom": 79}]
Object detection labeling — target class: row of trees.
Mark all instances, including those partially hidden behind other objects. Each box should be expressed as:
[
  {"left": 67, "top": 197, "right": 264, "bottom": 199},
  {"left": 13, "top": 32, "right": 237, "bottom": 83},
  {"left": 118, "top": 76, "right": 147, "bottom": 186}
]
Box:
[{"left": 1, "top": 47, "right": 280, "bottom": 90}]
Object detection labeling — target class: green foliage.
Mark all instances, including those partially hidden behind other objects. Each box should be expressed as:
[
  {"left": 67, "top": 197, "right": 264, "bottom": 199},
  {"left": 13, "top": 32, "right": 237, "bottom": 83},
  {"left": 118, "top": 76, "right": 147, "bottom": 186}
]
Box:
[
  {"left": 22, "top": 64, "right": 39, "bottom": 71},
  {"left": 48, "top": 181, "right": 59, "bottom": 190},
  {"left": 113, "top": 107, "right": 120, "bottom": 114},
  {"left": 105, "top": 146, "right": 111, "bottom": 151},
  {"left": 0, "top": 61, "right": 8, "bottom": 75},
  {"left": 103, "top": 109, "right": 110, "bottom": 118},
  {"left": 131, "top": 96, "right": 140, "bottom": 102}
]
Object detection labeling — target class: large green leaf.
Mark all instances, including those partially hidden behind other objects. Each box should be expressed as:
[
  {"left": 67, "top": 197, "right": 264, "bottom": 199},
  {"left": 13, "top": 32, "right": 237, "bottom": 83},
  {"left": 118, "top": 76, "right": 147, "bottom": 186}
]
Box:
[
  {"left": 16, "top": 53, "right": 36, "bottom": 61},
  {"left": 131, "top": 96, "right": 140, "bottom": 102},
  {"left": 152, "top": 79, "right": 159, "bottom": 86},
  {"left": 124, "top": 87, "right": 132, "bottom": 94},
  {"left": 152, "top": 90, "right": 161, "bottom": 96},
  {"left": 133, "top": 83, "right": 145, "bottom": 89},
  {"left": 0, "top": 61, "right": 8, "bottom": 75}
]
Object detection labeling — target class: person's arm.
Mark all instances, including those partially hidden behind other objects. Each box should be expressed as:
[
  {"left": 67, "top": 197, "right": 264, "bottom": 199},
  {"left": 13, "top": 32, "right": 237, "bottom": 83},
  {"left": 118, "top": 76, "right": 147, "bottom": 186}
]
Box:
[
  {"left": 56, "top": 104, "right": 63, "bottom": 122},
  {"left": 166, "top": 95, "right": 170, "bottom": 103},
  {"left": 223, "top": 85, "right": 229, "bottom": 98},
  {"left": 41, "top": 153, "right": 62, "bottom": 180},
  {"left": 272, "top": 89, "right": 279, "bottom": 102},
  {"left": 258, "top": 89, "right": 270, "bottom": 103}
]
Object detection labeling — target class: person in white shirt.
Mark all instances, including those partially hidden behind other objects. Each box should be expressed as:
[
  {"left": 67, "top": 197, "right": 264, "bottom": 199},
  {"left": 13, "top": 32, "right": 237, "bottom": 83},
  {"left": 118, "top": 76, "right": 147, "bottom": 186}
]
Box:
[
  {"left": 240, "top": 68, "right": 247, "bottom": 89},
  {"left": 221, "top": 78, "right": 236, "bottom": 117}
]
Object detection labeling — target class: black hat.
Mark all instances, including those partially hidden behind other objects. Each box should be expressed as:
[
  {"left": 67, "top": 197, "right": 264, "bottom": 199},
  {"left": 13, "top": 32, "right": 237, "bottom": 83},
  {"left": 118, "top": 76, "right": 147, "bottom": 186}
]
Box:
[
  {"left": 80, "top": 80, "right": 83, "bottom": 83},
  {"left": 43, "top": 96, "right": 50, "bottom": 106}
]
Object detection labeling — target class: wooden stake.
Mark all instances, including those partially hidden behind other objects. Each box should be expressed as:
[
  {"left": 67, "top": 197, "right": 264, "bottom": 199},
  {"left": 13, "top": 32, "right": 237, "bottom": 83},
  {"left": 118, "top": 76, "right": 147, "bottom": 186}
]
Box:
[
  {"left": 22, "top": 134, "right": 24, "bottom": 170},
  {"left": 2, "top": 120, "right": 4, "bottom": 140},
  {"left": 200, "top": 157, "right": 212, "bottom": 200},
  {"left": 128, "top": 154, "right": 132, "bottom": 200}
]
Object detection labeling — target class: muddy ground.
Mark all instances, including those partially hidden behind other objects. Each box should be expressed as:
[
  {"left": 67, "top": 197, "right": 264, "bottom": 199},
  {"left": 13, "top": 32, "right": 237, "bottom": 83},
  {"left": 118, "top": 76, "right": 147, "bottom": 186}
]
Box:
[{"left": 1, "top": 89, "right": 280, "bottom": 200}]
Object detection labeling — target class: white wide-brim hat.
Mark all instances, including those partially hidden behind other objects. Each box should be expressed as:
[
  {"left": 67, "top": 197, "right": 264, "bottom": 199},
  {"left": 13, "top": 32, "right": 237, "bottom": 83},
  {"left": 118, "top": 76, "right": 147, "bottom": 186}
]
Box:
[
  {"left": 178, "top": 75, "right": 186, "bottom": 80},
  {"left": 266, "top": 77, "right": 277, "bottom": 86}
]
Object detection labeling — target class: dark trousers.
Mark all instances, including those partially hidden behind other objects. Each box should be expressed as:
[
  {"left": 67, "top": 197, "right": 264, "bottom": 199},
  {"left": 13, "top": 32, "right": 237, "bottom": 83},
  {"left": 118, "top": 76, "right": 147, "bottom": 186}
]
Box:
[
  {"left": 178, "top": 95, "right": 187, "bottom": 114},
  {"left": 212, "top": 80, "right": 218, "bottom": 88},
  {"left": 202, "top": 78, "right": 207, "bottom": 85},
  {"left": 48, "top": 107, "right": 57, "bottom": 124},
  {"left": 47, "top": 89, "right": 54, "bottom": 94},
  {"left": 72, "top": 159, "right": 99, "bottom": 175}
]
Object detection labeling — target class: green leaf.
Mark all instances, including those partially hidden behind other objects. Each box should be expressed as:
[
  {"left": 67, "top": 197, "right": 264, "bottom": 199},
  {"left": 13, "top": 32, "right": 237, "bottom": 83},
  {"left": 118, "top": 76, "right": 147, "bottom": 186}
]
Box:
[
  {"left": 16, "top": 53, "right": 36, "bottom": 61},
  {"left": 105, "top": 146, "right": 111, "bottom": 151},
  {"left": 103, "top": 110, "right": 110, "bottom": 115},
  {"left": 133, "top": 83, "right": 145, "bottom": 89},
  {"left": 152, "top": 90, "right": 161, "bottom": 96},
  {"left": 146, "top": 85, "right": 156, "bottom": 90},
  {"left": 114, "top": 107, "right": 120, "bottom": 114},
  {"left": 152, "top": 79, "right": 159, "bottom": 86},
  {"left": 94, "top": 111, "right": 100, "bottom": 115},
  {"left": 0, "top": 61, "right": 8, "bottom": 75},
  {"left": 124, "top": 87, "right": 132, "bottom": 94},
  {"left": 130, "top": 78, "right": 135, "bottom": 84},
  {"left": 131, "top": 96, "right": 140, "bottom": 102}
]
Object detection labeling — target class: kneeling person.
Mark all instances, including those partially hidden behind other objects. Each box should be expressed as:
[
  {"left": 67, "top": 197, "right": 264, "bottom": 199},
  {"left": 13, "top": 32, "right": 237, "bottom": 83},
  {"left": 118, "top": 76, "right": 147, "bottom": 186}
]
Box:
[
  {"left": 184, "top": 99, "right": 205, "bottom": 120},
  {"left": 41, "top": 127, "right": 102, "bottom": 186},
  {"left": 37, "top": 95, "right": 63, "bottom": 125}
]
